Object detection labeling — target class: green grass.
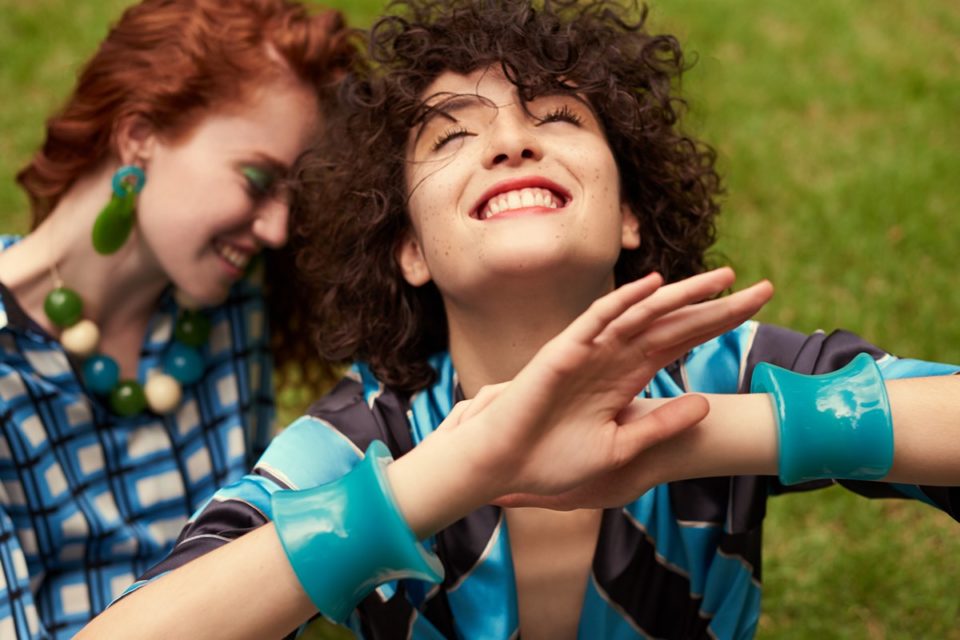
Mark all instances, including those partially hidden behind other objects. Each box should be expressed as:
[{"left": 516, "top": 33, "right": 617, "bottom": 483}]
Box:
[{"left": 2, "top": 1, "right": 958, "bottom": 638}]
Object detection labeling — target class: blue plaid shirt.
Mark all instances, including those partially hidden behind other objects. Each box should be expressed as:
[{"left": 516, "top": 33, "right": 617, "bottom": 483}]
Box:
[{"left": 0, "top": 236, "right": 275, "bottom": 639}]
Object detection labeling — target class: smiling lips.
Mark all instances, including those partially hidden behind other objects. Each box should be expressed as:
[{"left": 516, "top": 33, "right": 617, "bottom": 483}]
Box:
[
  {"left": 473, "top": 179, "right": 570, "bottom": 220},
  {"left": 214, "top": 240, "right": 253, "bottom": 272}
]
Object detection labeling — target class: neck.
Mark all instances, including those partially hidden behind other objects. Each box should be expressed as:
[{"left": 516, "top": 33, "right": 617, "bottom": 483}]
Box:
[
  {"left": 445, "top": 271, "right": 614, "bottom": 398},
  {"left": 0, "top": 164, "right": 168, "bottom": 348}
]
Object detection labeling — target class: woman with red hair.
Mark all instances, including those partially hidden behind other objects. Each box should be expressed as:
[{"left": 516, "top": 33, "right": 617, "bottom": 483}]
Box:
[{"left": 0, "top": 0, "right": 352, "bottom": 637}]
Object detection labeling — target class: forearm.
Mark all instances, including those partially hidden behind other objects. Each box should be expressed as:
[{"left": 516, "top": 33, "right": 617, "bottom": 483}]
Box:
[
  {"left": 643, "top": 393, "right": 778, "bottom": 483},
  {"left": 387, "top": 423, "right": 498, "bottom": 538},
  {"left": 650, "top": 376, "right": 960, "bottom": 486},
  {"left": 79, "top": 423, "right": 494, "bottom": 638},
  {"left": 77, "top": 524, "right": 314, "bottom": 640},
  {"left": 885, "top": 376, "right": 960, "bottom": 484}
]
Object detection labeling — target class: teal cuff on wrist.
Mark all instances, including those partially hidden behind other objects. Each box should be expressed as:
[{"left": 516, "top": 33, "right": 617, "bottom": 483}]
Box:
[
  {"left": 750, "top": 352, "right": 893, "bottom": 486},
  {"left": 272, "top": 440, "right": 444, "bottom": 622}
]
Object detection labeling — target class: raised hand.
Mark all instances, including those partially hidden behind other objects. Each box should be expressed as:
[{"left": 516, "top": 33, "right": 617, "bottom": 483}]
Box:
[
  {"left": 452, "top": 268, "right": 773, "bottom": 502},
  {"left": 491, "top": 396, "right": 683, "bottom": 510}
]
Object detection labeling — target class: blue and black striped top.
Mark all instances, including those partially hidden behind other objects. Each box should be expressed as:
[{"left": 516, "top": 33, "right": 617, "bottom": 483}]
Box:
[{"left": 138, "top": 321, "right": 958, "bottom": 639}]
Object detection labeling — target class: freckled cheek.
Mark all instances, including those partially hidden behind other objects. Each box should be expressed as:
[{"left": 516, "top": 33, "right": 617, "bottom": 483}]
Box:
[
  {"left": 407, "top": 193, "right": 437, "bottom": 232},
  {"left": 411, "top": 178, "right": 461, "bottom": 221}
]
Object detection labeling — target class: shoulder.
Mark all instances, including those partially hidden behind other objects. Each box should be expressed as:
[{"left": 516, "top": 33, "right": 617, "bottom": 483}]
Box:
[
  {"left": 305, "top": 373, "right": 416, "bottom": 459},
  {"left": 0, "top": 282, "right": 59, "bottom": 410},
  {"left": 0, "top": 235, "right": 22, "bottom": 252},
  {"left": 0, "top": 235, "right": 25, "bottom": 336}
]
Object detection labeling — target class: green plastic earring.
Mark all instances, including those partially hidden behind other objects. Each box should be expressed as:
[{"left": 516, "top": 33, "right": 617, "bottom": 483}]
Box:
[{"left": 92, "top": 165, "right": 146, "bottom": 254}]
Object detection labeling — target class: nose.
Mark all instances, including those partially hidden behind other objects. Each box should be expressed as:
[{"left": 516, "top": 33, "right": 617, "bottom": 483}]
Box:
[
  {"left": 252, "top": 199, "right": 289, "bottom": 249},
  {"left": 482, "top": 109, "right": 544, "bottom": 169}
]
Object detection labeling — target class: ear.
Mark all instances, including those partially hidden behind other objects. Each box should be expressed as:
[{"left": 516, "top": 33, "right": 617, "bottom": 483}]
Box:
[
  {"left": 113, "top": 115, "right": 157, "bottom": 166},
  {"left": 620, "top": 202, "right": 640, "bottom": 250},
  {"left": 395, "top": 229, "right": 432, "bottom": 287}
]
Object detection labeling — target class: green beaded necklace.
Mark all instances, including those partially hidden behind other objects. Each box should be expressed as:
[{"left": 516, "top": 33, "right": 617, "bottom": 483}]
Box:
[
  {"left": 48, "top": 163, "right": 211, "bottom": 416},
  {"left": 44, "top": 280, "right": 210, "bottom": 417}
]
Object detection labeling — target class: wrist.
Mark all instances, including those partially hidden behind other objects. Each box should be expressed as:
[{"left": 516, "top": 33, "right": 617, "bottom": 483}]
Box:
[
  {"left": 272, "top": 441, "right": 443, "bottom": 622},
  {"left": 387, "top": 419, "right": 499, "bottom": 537},
  {"left": 751, "top": 353, "right": 893, "bottom": 485}
]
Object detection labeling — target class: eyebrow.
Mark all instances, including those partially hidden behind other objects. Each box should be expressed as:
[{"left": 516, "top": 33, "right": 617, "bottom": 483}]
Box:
[{"left": 411, "top": 93, "right": 487, "bottom": 144}]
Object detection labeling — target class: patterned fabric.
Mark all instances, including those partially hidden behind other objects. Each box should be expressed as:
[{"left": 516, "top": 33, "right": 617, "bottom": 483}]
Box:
[
  {"left": 139, "top": 321, "right": 959, "bottom": 639},
  {"left": 0, "top": 236, "right": 275, "bottom": 639}
]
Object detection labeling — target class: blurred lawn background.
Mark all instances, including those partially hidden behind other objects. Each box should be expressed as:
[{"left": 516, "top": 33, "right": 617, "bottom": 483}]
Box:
[{"left": 1, "top": 0, "right": 958, "bottom": 638}]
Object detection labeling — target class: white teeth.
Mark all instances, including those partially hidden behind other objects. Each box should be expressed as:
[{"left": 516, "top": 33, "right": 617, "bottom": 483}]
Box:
[
  {"left": 216, "top": 243, "right": 251, "bottom": 270},
  {"left": 480, "top": 187, "right": 563, "bottom": 219}
]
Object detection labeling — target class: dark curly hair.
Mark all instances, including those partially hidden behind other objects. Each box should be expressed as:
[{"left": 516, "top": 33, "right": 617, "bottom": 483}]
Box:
[{"left": 293, "top": 0, "right": 721, "bottom": 392}]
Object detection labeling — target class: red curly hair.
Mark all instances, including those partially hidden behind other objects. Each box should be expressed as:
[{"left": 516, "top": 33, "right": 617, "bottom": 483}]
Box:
[
  {"left": 17, "top": 0, "right": 353, "bottom": 223},
  {"left": 15, "top": 0, "right": 356, "bottom": 386}
]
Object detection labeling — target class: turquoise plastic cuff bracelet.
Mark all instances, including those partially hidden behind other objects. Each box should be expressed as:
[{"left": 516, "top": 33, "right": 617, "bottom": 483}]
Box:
[
  {"left": 272, "top": 440, "right": 444, "bottom": 622},
  {"left": 750, "top": 352, "right": 893, "bottom": 486}
]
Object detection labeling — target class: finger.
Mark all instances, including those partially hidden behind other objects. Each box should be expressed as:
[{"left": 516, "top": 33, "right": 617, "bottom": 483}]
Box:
[
  {"left": 656, "top": 290, "right": 772, "bottom": 362},
  {"left": 654, "top": 279, "right": 773, "bottom": 331},
  {"left": 434, "top": 397, "right": 474, "bottom": 432},
  {"left": 614, "top": 396, "right": 664, "bottom": 424},
  {"left": 635, "top": 280, "right": 773, "bottom": 362},
  {"left": 613, "top": 394, "right": 709, "bottom": 465},
  {"left": 562, "top": 272, "right": 662, "bottom": 344},
  {"left": 459, "top": 381, "right": 509, "bottom": 422},
  {"left": 630, "top": 287, "right": 773, "bottom": 380},
  {"left": 598, "top": 267, "right": 736, "bottom": 345}
]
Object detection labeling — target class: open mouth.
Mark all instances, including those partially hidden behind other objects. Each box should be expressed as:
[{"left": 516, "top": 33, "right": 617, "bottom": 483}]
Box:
[
  {"left": 476, "top": 187, "right": 567, "bottom": 220},
  {"left": 472, "top": 178, "right": 571, "bottom": 221},
  {"left": 213, "top": 240, "right": 253, "bottom": 272}
]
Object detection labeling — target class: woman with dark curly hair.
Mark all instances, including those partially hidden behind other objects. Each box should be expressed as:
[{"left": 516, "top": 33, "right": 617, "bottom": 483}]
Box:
[
  {"left": 297, "top": 0, "right": 722, "bottom": 392},
  {"left": 83, "top": 0, "right": 960, "bottom": 638}
]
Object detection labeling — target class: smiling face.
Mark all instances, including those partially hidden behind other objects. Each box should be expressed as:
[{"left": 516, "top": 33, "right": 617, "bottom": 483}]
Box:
[
  {"left": 399, "top": 67, "right": 639, "bottom": 303},
  {"left": 132, "top": 78, "right": 319, "bottom": 305}
]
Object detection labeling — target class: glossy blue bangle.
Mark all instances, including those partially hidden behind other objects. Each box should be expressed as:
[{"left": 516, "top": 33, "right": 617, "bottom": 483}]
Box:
[
  {"left": 271, "top": 440, "right": 444, "bottom": 622},
  {"left": 750, "top": 352, "right": 893, "bottom": 486}
]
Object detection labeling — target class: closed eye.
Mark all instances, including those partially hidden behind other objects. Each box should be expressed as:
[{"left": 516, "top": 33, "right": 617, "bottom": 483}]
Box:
[
  {"left": 431, "top": 125, "right": 473, "bottom": 151},
  {"left": 241, "top": 166, "right": 277, "bottom": 199},
  {"left": 537, "top": 104, "right": 583, "bottom": 126}
]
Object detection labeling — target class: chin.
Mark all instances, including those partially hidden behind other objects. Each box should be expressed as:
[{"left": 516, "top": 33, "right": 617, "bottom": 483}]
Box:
[
  {"left": 199, "top": 286, "right": 231, "bottom": 307},
  {"left": 174, "top": 282, "right": 231, "bottom": 309},
  {"left": 491, "top": 244, "right": 615, "bottom": 273}
]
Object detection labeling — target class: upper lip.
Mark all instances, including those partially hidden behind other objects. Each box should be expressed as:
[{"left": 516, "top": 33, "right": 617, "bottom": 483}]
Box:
[{"left": 470, "top": 176, "right": 571, "bottom": 219}]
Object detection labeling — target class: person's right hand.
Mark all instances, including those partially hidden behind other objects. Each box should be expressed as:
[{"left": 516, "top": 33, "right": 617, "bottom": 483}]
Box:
[{"left": 449, "top": 268, "right": 774, "bottom": 503}]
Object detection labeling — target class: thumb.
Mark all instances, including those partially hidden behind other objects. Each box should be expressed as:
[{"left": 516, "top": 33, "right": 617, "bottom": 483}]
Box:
[{"left": 614, "top": 394, "right": 709, "bottom": 465}]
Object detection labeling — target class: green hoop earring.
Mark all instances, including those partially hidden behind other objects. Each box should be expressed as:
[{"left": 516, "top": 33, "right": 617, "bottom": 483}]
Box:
[{"left": 92, "top": 165, "right": 146, "bottom": 255}]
